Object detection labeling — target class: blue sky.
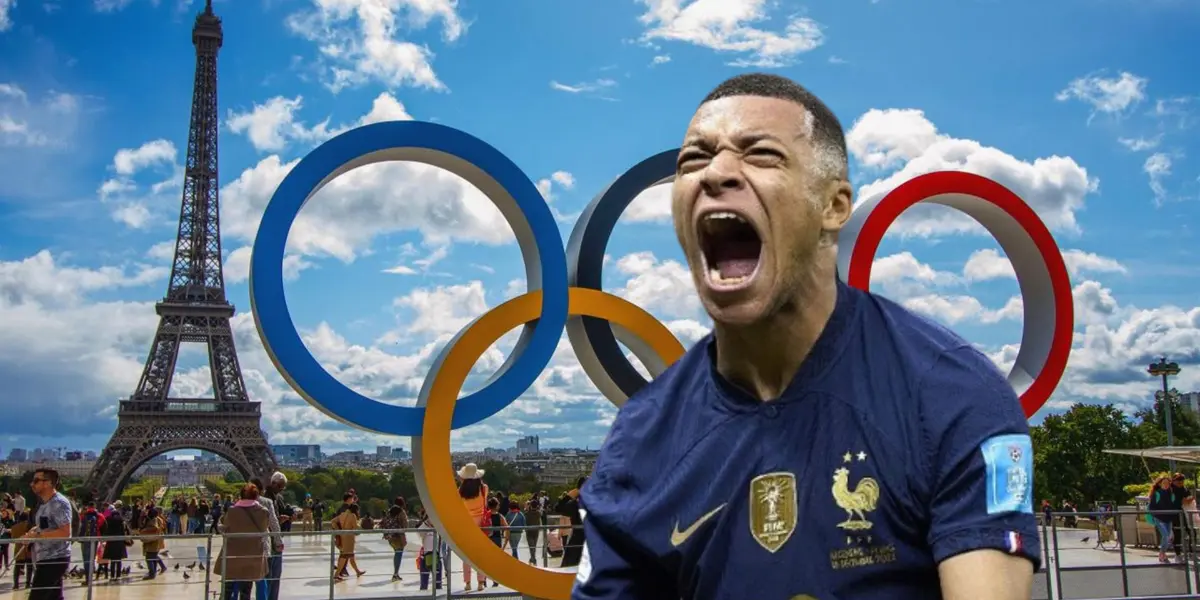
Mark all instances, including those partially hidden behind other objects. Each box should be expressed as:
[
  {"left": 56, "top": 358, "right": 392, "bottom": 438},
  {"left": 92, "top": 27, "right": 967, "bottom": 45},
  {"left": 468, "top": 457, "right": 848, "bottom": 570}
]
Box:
[{"left": 0, "top": 0, "right": 1197, "bottom": 456}]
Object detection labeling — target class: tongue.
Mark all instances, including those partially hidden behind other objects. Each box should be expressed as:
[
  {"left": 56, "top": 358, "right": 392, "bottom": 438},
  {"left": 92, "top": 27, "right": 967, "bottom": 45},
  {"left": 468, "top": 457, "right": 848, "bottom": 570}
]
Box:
[{"left": 713, "top": 240, "right": 760, "bottom": 279}]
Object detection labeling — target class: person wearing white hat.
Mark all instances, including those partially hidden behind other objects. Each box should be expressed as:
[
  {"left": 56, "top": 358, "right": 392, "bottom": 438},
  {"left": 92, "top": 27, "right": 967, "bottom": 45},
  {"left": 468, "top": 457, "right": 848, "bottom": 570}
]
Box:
[
  {"left": 457, "top": 464, "right": 485, "bottom": 480},
  {"left": 455, "top": 464, "right": 491, "bottom": 590}
]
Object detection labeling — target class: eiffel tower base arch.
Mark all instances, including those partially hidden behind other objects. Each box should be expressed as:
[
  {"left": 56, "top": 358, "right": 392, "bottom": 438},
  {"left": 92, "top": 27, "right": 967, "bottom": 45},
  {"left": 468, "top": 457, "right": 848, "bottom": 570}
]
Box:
[{"left": 86, "top": 415, "right": 276, "bottom": 504}]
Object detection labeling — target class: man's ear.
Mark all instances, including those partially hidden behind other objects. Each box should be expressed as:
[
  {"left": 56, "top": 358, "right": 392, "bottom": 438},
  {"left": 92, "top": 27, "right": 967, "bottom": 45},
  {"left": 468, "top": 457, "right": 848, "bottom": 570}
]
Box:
[{"left": 822, "top": 178, "right": 853, "bottom": 234}]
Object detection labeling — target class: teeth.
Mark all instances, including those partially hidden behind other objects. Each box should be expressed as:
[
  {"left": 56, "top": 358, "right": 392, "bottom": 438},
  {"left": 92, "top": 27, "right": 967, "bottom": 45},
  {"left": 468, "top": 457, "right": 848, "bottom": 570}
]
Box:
[
  {"left": 704, "top": 211, "right": 747, "bottom": 224},
  {"left": 707, "top": 268, "right": 749, "bottom": 286}
]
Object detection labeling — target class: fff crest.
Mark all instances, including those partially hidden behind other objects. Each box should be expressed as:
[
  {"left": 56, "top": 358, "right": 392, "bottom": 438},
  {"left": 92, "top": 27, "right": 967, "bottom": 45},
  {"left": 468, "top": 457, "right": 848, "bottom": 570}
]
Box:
[{"left": 749, "top": 472, "right": 798, "bottom": 553}]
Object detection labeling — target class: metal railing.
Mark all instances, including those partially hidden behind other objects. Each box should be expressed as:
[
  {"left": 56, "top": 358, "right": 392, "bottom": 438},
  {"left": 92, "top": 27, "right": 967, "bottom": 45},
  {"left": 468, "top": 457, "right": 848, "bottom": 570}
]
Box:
[
  {"left": 1040, "top": 509, "right": 1200, "bottom": 600},
  {"left": 2, "top": 511, "right": 1197, "bottom": 599},
  {"left": 0, "top": 520, "right": 579, "bottom": 599}
]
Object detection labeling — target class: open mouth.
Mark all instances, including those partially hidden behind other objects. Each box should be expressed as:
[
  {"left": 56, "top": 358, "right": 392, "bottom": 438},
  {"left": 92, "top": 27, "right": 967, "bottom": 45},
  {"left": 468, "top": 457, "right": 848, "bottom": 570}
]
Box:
[{"left": 698, "top": 210, "right": 763, "bottom": 289}]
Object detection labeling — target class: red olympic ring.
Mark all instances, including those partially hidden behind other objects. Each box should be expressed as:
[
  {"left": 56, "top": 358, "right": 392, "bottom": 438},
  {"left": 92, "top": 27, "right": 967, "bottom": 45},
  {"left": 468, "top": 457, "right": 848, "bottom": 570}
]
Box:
[{"left": 841, "top": 171, "right": 1073, "bottom": 418}]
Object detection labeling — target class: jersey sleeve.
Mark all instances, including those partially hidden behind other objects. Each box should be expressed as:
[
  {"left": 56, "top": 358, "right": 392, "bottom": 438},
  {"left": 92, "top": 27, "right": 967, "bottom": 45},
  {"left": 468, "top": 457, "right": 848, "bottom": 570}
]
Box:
[
  {"left": 919, "top": 345, "right": 1041, "bottom": 569},
  {"left": 571, "top": 394, "right": 678, "bottom": 600}
]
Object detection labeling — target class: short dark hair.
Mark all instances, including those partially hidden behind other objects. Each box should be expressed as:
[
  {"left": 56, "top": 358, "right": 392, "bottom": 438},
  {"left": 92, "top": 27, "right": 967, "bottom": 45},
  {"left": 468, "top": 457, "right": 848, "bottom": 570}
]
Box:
[
  {"left": 33, "top": 468, "right": 60, "bottom": 487},
  {"left": 702, "top": 73, "right": 848, "bottom": 180}
]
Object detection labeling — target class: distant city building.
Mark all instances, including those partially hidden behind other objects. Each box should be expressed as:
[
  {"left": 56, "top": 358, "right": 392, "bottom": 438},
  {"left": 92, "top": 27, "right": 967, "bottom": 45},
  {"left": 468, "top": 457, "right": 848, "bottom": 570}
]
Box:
[
  {"left": 10, "top": 460, "right": 96, "bottom": 478},
  {"left": 538, "top": 451, "right": 599, "bottom": 486},
  {"left": 7, "top": 448, "right": 27, "bottom": 462},
  {"left": 377, "top": 446, "right": 392, "bottom": 459},
  {"left": 328, "top": 450, "right": 366, "bottom": 463},
  {"left": 1180, "top": 392, "right": 1200, "bottom": 416},
  {"left": 167, "top": 459, "right": 199, "bottom": 486},
  {"left": 271, "top": 444, "right": 322, "bottom": 462},
  {"left": 516, "top": 435, "right": 540, "bottom": 455}
]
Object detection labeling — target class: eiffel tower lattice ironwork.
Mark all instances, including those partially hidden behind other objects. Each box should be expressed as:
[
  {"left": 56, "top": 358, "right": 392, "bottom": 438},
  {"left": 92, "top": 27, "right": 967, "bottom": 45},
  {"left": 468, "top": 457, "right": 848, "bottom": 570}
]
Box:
[{"left": 87, "top": 0, "right": 277, "bottom": 503}]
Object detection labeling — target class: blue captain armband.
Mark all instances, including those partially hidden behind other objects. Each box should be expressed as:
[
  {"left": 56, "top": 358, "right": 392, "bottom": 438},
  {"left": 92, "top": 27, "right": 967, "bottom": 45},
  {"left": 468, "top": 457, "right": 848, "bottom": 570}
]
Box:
[{"left": 980, "top": 433, "right": 1034, "bottom": 515}]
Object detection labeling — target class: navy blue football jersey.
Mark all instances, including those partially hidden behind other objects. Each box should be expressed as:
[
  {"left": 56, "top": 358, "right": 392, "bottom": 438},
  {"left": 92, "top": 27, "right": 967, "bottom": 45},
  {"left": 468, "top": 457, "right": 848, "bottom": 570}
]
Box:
[{"left": 573, "top": 281, "right": 1039, "bottom": 599}]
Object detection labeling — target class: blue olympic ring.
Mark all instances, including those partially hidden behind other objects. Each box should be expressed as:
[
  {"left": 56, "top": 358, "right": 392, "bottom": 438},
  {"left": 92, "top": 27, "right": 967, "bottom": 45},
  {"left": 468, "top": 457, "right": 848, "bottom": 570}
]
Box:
[{"left": 249, "top": 121, "right": 570, "bottom": 435}]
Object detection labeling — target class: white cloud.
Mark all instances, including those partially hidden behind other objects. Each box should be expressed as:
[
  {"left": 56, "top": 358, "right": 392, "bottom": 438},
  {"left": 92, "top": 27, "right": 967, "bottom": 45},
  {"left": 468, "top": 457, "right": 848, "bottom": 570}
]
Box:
[
  {"left": 0, "top": 0, "right": 15, "bottom": 30},
  {"left": 536, "top": 170, "right": 575, "bottom": 202},
  {"left": 1119, "top": 135, "right": 1162, "bottom": 152},
  {"left": 622, "top": 183, "right": 673, "bottom": 224},
  {"left": 285, "top": 0, "right": 466, "bottom": 93},
  {"left": 610, "top": 251, "right": 704, "bottom": 321},
  {"left": 637, "top": 0, "right": 824, "bottom": 67},
  {"left": 1144, "top": 152, "right": 1173, "bottom": 205},
  {"left": 226, "top": 92, "right": 414, "bottom": 154},
  {"left": 1056, "top": 71, "right": 1148, "bottom": 118},
  {"left": 218, "top": 92, "right": 511, "bottom": 269},
  {"left": 902, "top": 294, "right": 1022, "bottom": 325},
  {"left": 549, "top": 79, "right": 617, "bottom": 100},
  {"left": 97, "top": 139, "right": 182, "bottom": 229},
  {"left": 1061, "top": 249, "right": 1127, "bottom": 279},
  {"left": 870, "top": 251, "right": 959, "bottom": 299},
  {"left": 0, "top": 84, "right": 80, "bottom": 148},
  {"left": 846, "top": 108, "right": 940, "bottom": 170},
  {"left": 651, "top": 54, "right": 671, "bottom": 65},
  {"left": 112, "top": 139, "right": 176, "bottom": 175},
  {"left": 846, "top": 107, "right": 1096, "bottom": 238},
  {"left": 962, "top": 248, "right": 1013, "bottom": 282},
  {"left": 93, "top": 0, "right": 136, "bottom": 11}
]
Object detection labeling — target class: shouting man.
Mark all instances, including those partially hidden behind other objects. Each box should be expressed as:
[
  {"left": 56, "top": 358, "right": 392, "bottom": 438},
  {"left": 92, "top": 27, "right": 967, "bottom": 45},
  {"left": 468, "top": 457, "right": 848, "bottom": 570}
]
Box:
[{"left": 572, "top": 73, "right": 1038, "bottom": 600}]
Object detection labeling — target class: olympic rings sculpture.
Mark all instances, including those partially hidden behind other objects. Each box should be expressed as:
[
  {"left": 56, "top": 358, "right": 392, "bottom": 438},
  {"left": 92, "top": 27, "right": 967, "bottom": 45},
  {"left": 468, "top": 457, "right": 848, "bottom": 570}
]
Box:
[{"left": 249, "top": 120, "right": 1074, "bottom": 599}]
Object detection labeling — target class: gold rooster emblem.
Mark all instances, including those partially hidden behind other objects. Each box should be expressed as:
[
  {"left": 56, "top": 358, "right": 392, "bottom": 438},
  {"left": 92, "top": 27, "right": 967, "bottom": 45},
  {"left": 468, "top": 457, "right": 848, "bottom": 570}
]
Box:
[{"left": 832, "top": 466, "right": 880, "bottom": 531}]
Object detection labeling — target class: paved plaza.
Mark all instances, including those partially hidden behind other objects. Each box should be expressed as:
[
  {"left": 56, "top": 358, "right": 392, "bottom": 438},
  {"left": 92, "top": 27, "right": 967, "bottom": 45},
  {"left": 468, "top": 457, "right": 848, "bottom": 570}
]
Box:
[
  {"left": 0, "top": 529, "right": 554, "bottom": 599},
  {"left": 0, "top": 528, "right": 1194, "bottom": 599}
]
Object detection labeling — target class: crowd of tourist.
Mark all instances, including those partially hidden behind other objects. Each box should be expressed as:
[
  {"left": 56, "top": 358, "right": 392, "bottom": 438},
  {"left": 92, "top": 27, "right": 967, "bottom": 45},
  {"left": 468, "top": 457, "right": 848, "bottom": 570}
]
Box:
[{"left": 0, "top": 464, "right": 589, "bottom": 598}]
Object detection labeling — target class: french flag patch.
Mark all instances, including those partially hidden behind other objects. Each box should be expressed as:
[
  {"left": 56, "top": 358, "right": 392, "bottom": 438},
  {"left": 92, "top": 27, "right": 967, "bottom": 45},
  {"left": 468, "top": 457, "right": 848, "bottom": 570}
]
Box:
[{"left": 1006, "top": 531, "right": 1024, "bottom": 555}]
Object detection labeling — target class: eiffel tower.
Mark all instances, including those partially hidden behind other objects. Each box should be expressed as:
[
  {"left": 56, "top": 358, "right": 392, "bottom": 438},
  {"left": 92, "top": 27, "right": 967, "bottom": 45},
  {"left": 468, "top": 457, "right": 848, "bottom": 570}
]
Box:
[{"left": 86, "top": 0, "right": 276, "bottom": 503}]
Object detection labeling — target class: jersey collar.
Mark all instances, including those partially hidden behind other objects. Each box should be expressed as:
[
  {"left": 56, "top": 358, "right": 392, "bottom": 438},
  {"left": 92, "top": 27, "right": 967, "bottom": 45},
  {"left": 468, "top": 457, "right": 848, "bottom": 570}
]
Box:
[{"left": 706, "top": 279, "right": 861, "bottom": 410}]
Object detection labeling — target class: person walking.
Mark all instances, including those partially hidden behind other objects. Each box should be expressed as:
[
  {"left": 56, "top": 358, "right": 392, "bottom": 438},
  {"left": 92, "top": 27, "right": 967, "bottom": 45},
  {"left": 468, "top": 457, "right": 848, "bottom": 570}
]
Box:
[
  {"left": 380, "top": 500, "right": 409, "bottom": 581},
  {"left": 100, "top": 505, "right": 128, "bottom": 582},
  {"left": 523, "top": 499, "right": 542, "bottom": 565},
  {"left": 1150, "top": 476, "right": 1180, "bottom": 564},
  {"left": 10, "top": 510, "right": 33, "bottom": 590},
  {"left": 330, "top": 503, "right": 365, "bottom": 582},
  {"left": 263, "top": 472, "right": 292, "bottom": 600},
  {"left": 78, "top": 500, "right": 106, "bottom": 585},
  {"left": 23, "top": 468, "right": 73, "bottom": 599},
  {"left": 1171, "top": 473, "right": 1193, "bottom": 558},
  {"left": 556, "top": 477, "right": 587, "bottom": 568},
  {"left": 505, "top": 502, "right": 526, "bottom": 562},
  {"left": 247, "top": 477, "right": 282, "bottom": 600},
  {"left": 456, "top": 464, "right": 490, "bottom": 590},
  {"left": 216, "top": 484, "right": 271, "bottom": 600},
  {"left": 139, "top": 508, "right": 167, "bottom": 579}
]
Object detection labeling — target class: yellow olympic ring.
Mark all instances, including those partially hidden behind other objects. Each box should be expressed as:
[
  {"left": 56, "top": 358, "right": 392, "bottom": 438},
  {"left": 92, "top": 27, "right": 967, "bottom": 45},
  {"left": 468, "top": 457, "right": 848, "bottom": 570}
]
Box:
[{"left": 418, "top": 288, "right": 686, "bottom": 599}]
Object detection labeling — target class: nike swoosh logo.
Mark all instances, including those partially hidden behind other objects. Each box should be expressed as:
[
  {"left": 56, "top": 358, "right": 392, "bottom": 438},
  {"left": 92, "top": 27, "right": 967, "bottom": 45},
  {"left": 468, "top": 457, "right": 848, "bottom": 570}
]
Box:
[{"left": 670, "top": 504, "right": 727, "bottom": 547}]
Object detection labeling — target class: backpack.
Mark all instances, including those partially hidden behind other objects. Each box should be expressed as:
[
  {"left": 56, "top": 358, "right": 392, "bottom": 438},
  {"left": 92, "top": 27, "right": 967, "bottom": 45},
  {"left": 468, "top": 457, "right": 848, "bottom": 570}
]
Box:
[{"left": 82, "top": 512, "right": 100, "bottom": 537}]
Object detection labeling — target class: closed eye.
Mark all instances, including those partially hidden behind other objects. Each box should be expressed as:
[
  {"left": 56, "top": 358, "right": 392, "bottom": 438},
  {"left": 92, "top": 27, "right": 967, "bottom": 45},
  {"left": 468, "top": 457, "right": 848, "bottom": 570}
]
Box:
[{"left": 677, "top": 151, "right": 709, "bottom": 170}]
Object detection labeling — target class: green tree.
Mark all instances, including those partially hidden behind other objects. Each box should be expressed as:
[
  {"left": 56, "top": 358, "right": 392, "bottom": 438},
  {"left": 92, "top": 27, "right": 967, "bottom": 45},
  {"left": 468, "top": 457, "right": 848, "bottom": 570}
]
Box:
[
  {"left": 1031, "top": 403, "right": 1145, "bottom": 505},
  {"left": 1133, "top": 397, "right": 1200, "bottom": 448}
]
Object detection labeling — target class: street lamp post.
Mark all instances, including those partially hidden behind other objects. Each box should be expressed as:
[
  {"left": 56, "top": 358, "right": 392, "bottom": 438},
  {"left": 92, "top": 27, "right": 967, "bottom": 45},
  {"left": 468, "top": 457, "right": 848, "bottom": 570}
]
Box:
[{"left": 1149, "top": 357, "right": 1183, "bottom": 473}]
